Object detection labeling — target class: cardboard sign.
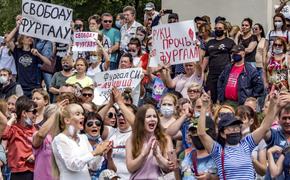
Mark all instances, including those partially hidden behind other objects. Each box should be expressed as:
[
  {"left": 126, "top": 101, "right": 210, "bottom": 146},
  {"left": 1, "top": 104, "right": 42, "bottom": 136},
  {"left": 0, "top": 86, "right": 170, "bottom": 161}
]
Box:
[
  {"left": 152, "top": 20, "right": 199, "bottom": 66},
  {"left": 72, "top": 32, "right": 98, "bottom": 52},
  {"left": 93, "top": 68, "right": 143, "bottom": 105},
  {"left": 19, "top": 0, "right": 73, "bottom": 44}
]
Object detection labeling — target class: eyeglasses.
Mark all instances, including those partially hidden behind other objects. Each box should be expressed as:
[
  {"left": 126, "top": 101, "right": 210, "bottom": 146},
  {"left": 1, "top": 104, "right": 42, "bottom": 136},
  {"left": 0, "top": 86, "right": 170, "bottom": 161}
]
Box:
[
  {"left": 75, "top": 24, "right": 83, "bottom": 27},
  {"left": 107, "top": 112, "right": 116, "bottom": 119},
  {"left": 27, "top": 109, "right": 37, "bottom": 115},
  {"left": 82, "top": 93, "right": 93, "bottom": 97},
  {"left": 273, "top": 43, "right": 283, "bottom": 48},
  {"left": 187, "top": 89, "right": 200, "bottom": 93},
  {"left": 86, "top": 119, "right": 102, "bottom": 127},
  {"left": 103, "top": 20, "right": 112, "bottom": 23}
]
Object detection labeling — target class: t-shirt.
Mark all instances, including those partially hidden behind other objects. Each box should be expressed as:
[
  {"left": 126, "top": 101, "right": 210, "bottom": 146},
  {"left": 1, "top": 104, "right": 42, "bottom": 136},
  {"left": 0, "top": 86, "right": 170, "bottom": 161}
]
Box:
[
  {"left": 12, "top": 48, "right": 42, "bottom": 91},
  {"left": 266, "top": 30, "right": 290, "bottom": 52},
  {"left": 107, "top": 126, "right": 132, "bottom": 179},
  {"left": 210, "top": 135, "right": 257, "bottom": 180},
  {"left": 86, "top": 63, "right": 105, "bottom": 80},
  {"left": 173, "top": 73, "right": 203, "bottom": 98},
  {"left": 225, "top": 64, "right": 245, "bottom": 101},
  {"left": 205, "top": 38, "right": 235, "bottom": 77},
  {"left": 120, "top": 21, "right": 142, "bottom": 51},
  {"left": 101, "top": 28, "right": 121, "bottom": 63},
  {"left": 0, "top": 46, "right": 17, "bottom": 75},
  {"left": 238, "top": 34, "right": 258, "bottom": 62},
  {"left": 50, "top": 71, "right": 71, "bottom": 90},
  {"left": 65, "top": 75, "right": 94, "bottom": 88}
]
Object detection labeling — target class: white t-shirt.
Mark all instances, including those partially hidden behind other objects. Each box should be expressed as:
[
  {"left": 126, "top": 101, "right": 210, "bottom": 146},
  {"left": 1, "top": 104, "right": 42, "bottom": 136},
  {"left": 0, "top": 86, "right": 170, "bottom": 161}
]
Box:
[
  {"left": 266, "top": 30, "right": 290, "bottom": 52},
  {"left": 107, "top": 126, "right": 132, "bottom": 179},
  {"left": 173, "top": 73, "right": 203, "bottom": 98}
]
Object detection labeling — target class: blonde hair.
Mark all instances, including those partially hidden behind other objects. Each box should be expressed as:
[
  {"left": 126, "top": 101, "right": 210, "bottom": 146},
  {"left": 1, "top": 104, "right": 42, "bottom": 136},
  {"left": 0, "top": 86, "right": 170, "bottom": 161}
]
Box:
[
  {"left": 213, "top": 104, "right": 235, "bottom": 125},
  {"left": 32, "top": 88, "right": 50, "bottom": 105}
]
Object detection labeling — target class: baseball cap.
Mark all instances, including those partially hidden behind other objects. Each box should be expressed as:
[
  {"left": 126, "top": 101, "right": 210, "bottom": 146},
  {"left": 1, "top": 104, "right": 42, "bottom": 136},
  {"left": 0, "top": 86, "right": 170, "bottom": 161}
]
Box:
[
  {"left": 194, "top": 16, "right": 207, "bottom": 23},
  {"left": 168, "top": 13, "right": 179, "bottom": 20},
  {"left": 99, "top": 169, "right": 120, "bottom": 180},
  {"left": 231, "top": 45, "right": 245, "bottom": 53},
  {"left": 218, "top": 113, "right": 242, "bottom": 131},
  {"left": 144, "top": 2, "right": 155, "bottom": 11}
]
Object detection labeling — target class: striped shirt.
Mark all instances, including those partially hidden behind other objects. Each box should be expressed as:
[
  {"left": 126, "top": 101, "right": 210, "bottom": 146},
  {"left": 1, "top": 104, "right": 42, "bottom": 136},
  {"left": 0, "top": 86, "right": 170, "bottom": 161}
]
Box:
[{"left": 210, "top": 134, "right": 257, "bottom": 180}]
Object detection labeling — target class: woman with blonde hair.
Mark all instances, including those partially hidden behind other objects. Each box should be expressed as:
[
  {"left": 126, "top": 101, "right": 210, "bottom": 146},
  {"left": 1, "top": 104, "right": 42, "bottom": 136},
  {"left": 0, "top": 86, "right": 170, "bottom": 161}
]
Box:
[
  {"left": 51, "top": 103, "right": 111, "bottom": 180},
  {"left": 159, "top": 93, "right": 178, "bottom": 130},
  {"left": 126, "top": 104, "right": 175, "bottom": 179}
]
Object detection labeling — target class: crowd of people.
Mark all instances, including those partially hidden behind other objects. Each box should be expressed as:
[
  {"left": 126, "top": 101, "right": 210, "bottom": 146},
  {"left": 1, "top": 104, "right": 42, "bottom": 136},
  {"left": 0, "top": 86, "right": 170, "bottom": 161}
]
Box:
[{"left": 0, "top": 0, "right": 290, "bottom": 180}]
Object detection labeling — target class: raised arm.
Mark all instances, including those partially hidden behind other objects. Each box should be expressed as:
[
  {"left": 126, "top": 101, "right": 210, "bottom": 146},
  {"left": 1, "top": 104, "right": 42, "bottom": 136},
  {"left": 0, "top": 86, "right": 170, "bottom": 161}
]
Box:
[
  {"left": 267, "top": 145, "right": 284, "bottom": 178},
  {"left": 160, "top": 67, "right": 176, "bottom": 89},
  {"left": 0, "top": 112, "right": 7, "bottom": 138},
  {"left": 5, "top": 18, "right": 22, "bottom": 51},
  {"left": 252, "top": 91, "right": 278, "bottom": 145},
  {"left": 197, "top": 92, "right": 215, "bottom": 153},
  {"left": 31, "top": 48, "right": 51, "bottom": 66}
]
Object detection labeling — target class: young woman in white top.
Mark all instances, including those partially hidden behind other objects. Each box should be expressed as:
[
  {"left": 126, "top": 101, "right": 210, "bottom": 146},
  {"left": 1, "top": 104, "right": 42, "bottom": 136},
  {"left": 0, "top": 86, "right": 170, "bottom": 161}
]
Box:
[{"left": 51, "top": 103, "right": 111, "bottom": 180}]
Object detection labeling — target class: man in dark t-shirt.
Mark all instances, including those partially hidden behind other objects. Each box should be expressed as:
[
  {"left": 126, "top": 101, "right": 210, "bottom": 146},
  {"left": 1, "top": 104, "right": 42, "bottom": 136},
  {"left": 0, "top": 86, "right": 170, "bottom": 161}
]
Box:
[{"left": 202, "top": 21, "right": 235, "bottom": 103}]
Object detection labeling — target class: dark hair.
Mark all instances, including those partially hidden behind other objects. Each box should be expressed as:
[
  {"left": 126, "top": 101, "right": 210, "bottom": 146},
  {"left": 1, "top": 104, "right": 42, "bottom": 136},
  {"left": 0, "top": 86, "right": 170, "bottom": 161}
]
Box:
[
  {"left": 83, "top": 112, "right": 104, "bottom": 135},
  {"left": 56, "top": 92, "right": 78, "bottom": 104},
  {"left": 236, "top": 105, "right": 259, "bottom": 132},
  {"left": 121, "top": 53, "right": 133, "bottom": 64},
  {"left": 254, "top": 23, "right": 265, "bottom": 38},
  {"left": 88, "top": 14, "right": 101, "bottom": 24},
  {"left": 278, "top": 103, "right": 290, "bottom": 119},
  {"left": 242, "top": 18, "right": 253, "bottom": 27},
  {"left": 101, "top": 13, "right": 113, "bottom": 19},
  {"left": 15, "top": 96, "right": 36, "bottom": 121},
  {"left": 75, "top": 57, "right": 89, "bottom": 71},
  {"left": 0, "top": 68, "right": 12, "bottom": 75},
  {"left": 81, "top": 87, "right": 94, "bottom": 93},
  {"left": 273, "top": 13, "right": 287, "bottom": 32},
  {"left": 128, "top": 37, "right": 142, "bottom": 56}
]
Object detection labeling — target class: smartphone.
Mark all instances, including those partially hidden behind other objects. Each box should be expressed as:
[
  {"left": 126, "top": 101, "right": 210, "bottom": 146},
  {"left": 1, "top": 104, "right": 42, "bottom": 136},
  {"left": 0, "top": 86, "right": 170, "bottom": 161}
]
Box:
[
  {"left": 163, "top": 9, "right": 173, "bottom": 14},
  {"left": 167, "top": 150, "right": 177, "bottom": 166}
]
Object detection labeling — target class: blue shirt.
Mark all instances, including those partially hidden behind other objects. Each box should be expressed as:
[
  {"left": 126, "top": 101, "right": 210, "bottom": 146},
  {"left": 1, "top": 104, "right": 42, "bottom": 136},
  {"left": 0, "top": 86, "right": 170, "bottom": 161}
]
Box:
[
  {"left": 210, "top": 134, "right": 257, "bottom": 180},
  {"left": 102, "top": 28, "right": 121, "bottom": 63}
]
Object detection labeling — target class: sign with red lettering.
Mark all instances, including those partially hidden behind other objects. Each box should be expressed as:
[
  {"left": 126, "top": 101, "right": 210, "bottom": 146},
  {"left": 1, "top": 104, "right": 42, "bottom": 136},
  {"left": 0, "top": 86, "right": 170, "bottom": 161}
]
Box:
[
  {"left": 92, "top": 68, "right": 143, "bottom": 105},
  {"left": 152, "top": 20, "right": 199, "bottom": 66},
  {"left": 20, "top": 0, "right": 73, "bottom": 44},
  {"left": 72, "top": 32, "right": 98, "bottom": 52}
]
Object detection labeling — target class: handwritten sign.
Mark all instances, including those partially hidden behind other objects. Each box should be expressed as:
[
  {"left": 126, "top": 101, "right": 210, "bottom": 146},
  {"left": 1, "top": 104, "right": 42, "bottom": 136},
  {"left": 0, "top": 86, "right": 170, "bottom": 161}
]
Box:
[
  {"left": 92, "top": 68, "right": 143, "bottom": 105},
  {"left": 152, "top": 20, "right": 199, "bottom": 66},
  {"left": 19, "top": 0, "right": 73, "bottom": 44},
  {"left": 72, "top": 32, "right": 98, "bottom": 52}
]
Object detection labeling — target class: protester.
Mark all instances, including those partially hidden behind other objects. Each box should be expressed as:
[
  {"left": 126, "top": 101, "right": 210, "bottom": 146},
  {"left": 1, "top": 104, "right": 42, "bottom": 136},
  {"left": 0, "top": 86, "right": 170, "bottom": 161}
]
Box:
[
  {"left": 81, "top": 87, "right": 94, "bottom": 103},
  {"left": 32, "top": 88, "right": 50, "bottom": 126},
  {"left": 0, "top": 68, "right": 23, "bottom": 99}
]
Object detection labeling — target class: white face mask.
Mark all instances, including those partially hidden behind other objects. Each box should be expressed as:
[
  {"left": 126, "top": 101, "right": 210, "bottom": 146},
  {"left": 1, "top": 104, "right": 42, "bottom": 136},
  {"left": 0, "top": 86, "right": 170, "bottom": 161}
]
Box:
[
  {"left": 90, "top": 56, "right": 98, "bottom": 63},
  {"left": 136, "top": 35, "right": 145, "bottom": 42},
  {"left": 160, "top": 105, "right": 174, "bottom": 118},
  {"left": 0, "top": 76, "right": 8, "bottom": 84},
  {"left": 24, "top": 117, "right": 33, "bottom": 126},
  {"left": 275, "top": 22, "right": 283, "bottom": 29},
  {"left": 67, "top": 125, "right": 76, "bottom": 136},
  {"left": 129, "top": 51, "right": 138, "bottom": 57}
]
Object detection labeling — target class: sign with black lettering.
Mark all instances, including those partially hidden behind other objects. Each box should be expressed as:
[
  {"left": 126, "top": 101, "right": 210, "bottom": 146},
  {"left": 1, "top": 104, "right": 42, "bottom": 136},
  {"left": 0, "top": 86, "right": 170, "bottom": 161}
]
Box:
[
  {"left": 92, "top": 68, "right": 143, "bottom": 105},
  {"left": 152, "top": 20, "right": 199, "bottom": 66},
  {"left": 19, "top": 0, "right": 73, "bottom": 44}
]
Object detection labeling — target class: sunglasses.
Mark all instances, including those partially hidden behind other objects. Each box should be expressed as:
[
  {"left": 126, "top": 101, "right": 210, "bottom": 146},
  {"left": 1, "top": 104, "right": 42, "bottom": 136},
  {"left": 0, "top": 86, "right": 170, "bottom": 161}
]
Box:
[
  {"left": 27, "top": 109, "right": 37, "bottom": 115},
  {"left": 86, "top": 119, "right": 102, "bottom": 127},
  {"left": 273, "top": 43, "right": 283, "bottom": 48},
  {"left": 82, "top": 93, "right": 93, "bottom": 97},
  {"left": 103, "top": 20, "right": 112, "bottom": 23},
  {"left": 187, "top": 89, "right": 200, "bottom": 93},
  {"left": 108, "top": 112, "right": 116, "bottom": 119}
]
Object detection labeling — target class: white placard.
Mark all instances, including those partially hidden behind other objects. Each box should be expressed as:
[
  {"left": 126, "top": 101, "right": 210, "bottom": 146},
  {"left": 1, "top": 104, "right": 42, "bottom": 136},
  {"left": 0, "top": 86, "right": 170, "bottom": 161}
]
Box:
[
  {"left": 151, "top": 20, "right": 199, "bottom": 66},
  {"left": 92, "top": 68, "right": 143, "bottom": 105},
  {"left": 72, "top": 32, "right": 98, "bottom": 52},
  {"left": 19, "top": 0, "right": 73, "bottom": 44}
]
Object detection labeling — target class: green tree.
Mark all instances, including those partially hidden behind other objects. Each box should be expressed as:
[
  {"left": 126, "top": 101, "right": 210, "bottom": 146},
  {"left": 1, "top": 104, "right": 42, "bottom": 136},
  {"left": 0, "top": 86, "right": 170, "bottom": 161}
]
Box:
[{"left": 0, "top": 0, "right": 161, "bottom": 35}]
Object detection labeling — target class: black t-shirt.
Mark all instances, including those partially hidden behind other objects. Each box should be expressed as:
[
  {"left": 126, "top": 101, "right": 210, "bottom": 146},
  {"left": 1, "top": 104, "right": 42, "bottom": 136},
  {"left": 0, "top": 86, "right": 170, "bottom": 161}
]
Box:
[
  {"left": 238, "top": 34, "right": 258, "bottom": 63},
  {"left": 12, "top": 48, "right": 42, "bottom": 91},
  {"left": 205, "top": 37, "right": 235, "bottom": 76}
]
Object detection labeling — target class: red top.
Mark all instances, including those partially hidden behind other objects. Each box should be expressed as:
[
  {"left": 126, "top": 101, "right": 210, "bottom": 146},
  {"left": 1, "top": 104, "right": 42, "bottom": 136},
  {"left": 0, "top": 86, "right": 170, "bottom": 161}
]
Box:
[
  {"left": 140, "top": 53, "right": 150, "bottom": 85},
  {"left": 2, "top": 123, "right": 36, "bottom": 173},
  {"left": 225, "top": 64, "right": 244, "bottom": 101}
]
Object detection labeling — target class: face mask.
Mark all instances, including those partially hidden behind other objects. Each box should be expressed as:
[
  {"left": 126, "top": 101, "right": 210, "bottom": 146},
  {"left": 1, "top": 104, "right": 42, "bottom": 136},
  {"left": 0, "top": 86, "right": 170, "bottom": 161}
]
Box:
[
  {"left": 62, "top": 65, "right": 72, "bottom": 71},
  {"left": 129, "top": 51, "right": 138, "bottom": 57},
  {"left": 273, "top": 48, "right": 283, "bottom": 55},
  {"left": 24, "top": 117, "right": 33, "bottom": 126},
  {"left": 192, "top": 136, "right": 205, "bottom": 150},
  {"left": 148, "top": 46, "right": 152, "bottom": 52},
  {"left": 0, "top": 76, "right": 8, "bottom": 84},
  {"left": 160, "top": 105, "right": 174, "bottom": 118},
  {"left": 225, "top": 132, "right": 241, "bottom": 145},
  {"left": 68, "top": 125, "right": 76, "bottom": 137},
  {"left": 194, "top": 111, "right": 200, "bottom": 118},
  {"left": 89, "top": 26, "right": 97, "bottom": 32},
  {"left": 232, "top": 54, "right": 243, "bottom": 62},
  {"left": 115, "top": 20, "right": 122, "bottom": 29},
  {"left": 90, "top": 56, "right": 98, "bottom": 63},
  {"left": 215, "top": 29, "right": 224, "bottom": 37},
  {"left": 274, "top": 22, "right": 283, "bottom": 29},
  {"left": 86, "top": 133, "right": 101, "bottom": 142},
  {"left": 136, "top": 35, "right": 145, "bottom": 42}
]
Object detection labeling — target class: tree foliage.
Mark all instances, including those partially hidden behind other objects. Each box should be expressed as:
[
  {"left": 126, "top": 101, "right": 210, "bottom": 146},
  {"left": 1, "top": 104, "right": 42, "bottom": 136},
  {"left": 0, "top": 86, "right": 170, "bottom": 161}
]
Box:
[{"left": 0, "top": 0, "right": 161, "bottom": 35}]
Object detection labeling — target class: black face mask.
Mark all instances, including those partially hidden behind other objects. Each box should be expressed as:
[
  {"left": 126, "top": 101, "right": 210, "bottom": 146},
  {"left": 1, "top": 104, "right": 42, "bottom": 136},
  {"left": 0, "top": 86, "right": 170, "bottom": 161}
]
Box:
[
  {"left": 62, "top": 65, "right": 72, "bottom": 71},
  {"left": 192, "top": 136, "right": 205, "bottom": 150},
  {"left": 215, "top": 29, "right": 224, "bottom": 37},
  {"left": 225, "top": 132, "right": 241, "bottom": 145}
]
